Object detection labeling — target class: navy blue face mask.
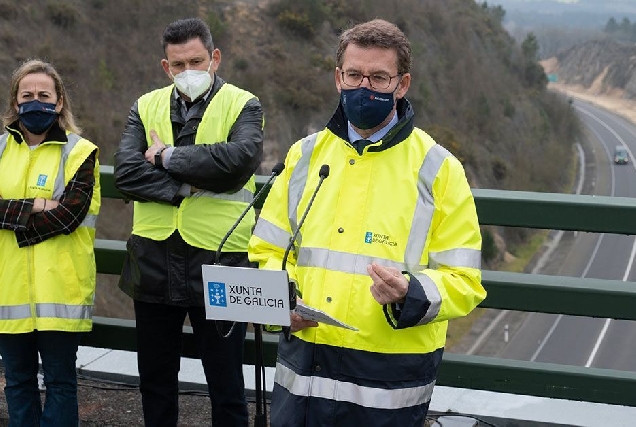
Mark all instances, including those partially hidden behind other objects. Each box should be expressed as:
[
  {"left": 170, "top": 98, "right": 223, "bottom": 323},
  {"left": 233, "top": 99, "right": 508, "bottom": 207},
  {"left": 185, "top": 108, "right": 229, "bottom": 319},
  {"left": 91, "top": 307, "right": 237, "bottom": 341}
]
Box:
[
  {"left": 340, "top": 86, "right": 396, "bottom": 130},
  {"left": 18, "top": 100, "right": 58, "bottom": 135}
]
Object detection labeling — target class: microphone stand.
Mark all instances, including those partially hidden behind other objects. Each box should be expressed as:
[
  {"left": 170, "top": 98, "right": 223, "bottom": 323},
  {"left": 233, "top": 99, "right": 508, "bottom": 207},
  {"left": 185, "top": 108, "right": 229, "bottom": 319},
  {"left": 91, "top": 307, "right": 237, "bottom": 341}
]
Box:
[
  {"left": 253, "top": 323, "right": 267, "bottom": 427},
  {"left": 281, "top": 164, "right": 330, "bottom": 342},
  {"left": 207, "top": 163, "right": 284, "bottom": 427},
  {"left": 243, "top": 163, "right": 285, "bottom": 427}
]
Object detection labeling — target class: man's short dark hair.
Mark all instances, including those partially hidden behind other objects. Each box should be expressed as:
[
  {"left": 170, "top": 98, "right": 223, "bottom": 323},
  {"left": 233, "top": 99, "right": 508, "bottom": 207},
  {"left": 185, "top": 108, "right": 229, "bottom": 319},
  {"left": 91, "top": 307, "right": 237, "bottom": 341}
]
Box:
[
  {"left": 336, "top": 19, "right": 412, "bottom": 75},
  {"left": 162, "top": 18, "right": 214, "bottom": 56}
]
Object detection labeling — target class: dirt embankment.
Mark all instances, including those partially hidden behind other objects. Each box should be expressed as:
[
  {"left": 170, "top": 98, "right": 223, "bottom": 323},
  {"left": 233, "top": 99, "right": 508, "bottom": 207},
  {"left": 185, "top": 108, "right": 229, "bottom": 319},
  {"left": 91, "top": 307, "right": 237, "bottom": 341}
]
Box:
[
  {"left": 541, "top": 51, "right": 636, "bottom": 125},
  {"left": 548, "top": 80, "right": 636, "bottom": 125}
]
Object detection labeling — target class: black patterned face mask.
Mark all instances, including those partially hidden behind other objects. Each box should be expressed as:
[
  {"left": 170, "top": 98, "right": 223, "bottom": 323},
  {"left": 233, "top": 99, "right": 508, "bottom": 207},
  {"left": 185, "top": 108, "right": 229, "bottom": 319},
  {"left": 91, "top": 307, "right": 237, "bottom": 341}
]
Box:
[{"left": 18, "top": 100, "right": 58, "bottom": 135}]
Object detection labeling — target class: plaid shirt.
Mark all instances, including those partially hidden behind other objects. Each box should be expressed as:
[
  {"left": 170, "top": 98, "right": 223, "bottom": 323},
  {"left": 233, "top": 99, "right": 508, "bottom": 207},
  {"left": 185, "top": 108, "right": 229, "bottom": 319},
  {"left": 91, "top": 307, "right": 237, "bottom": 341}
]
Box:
[{"left": 0, "top": 151, "right": 96, "bottom": 248}]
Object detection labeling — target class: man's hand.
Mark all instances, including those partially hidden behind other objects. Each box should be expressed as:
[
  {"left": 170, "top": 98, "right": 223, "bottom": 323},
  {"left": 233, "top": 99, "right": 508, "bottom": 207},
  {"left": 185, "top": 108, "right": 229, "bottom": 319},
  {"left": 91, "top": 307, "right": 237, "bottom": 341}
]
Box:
[
  {"left": 144, "top": 130, "right": 167, "bottom": 165},
  {"left": 290, "top": 298, "right": 318, "bottom": 332},
  {"left": 367, "top": 262, "right": 409, "bottom": 305}
]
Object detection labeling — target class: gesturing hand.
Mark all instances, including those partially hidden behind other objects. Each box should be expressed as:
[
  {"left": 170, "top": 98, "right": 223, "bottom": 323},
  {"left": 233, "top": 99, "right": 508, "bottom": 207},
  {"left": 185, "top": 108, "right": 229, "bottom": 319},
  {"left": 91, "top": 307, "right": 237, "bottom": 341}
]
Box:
[{"left": 367, "top": 262, "right": 409, "bottom": 305}]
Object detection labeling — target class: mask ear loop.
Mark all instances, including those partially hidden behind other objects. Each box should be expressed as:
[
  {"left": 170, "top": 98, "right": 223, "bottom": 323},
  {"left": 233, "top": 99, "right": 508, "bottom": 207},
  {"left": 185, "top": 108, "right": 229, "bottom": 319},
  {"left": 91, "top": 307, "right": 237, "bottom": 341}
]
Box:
[{"left": 391, "top": 74, "right": 405, "bottom": 105}]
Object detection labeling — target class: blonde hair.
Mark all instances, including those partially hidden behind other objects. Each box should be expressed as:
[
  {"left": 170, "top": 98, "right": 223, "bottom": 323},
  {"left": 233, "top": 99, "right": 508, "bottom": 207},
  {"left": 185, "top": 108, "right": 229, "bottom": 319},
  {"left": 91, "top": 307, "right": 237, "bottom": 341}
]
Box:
[{"left": 2, "top": 59, "right": 81, "bottom": 134}]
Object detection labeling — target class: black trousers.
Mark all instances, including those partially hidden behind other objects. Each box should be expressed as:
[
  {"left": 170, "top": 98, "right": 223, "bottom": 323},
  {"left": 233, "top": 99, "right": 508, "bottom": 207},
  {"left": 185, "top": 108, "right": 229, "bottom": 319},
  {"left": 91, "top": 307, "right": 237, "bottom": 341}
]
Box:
[{"left": 134, "top": 300, "right": 248, "bottom": 427}]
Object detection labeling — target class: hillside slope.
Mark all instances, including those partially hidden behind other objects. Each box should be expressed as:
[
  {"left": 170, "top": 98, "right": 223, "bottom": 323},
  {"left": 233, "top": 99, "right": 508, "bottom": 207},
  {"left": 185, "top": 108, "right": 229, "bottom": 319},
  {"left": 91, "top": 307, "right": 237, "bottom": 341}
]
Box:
[
  {"left": 543, "top": 39, "right": 636, "bottom": 100},
  {"left": 0, "top": 0, "right": 578, "bottom": 190},
  {"left": 0, "top": 0, "right": 580, "bottom": 317}
]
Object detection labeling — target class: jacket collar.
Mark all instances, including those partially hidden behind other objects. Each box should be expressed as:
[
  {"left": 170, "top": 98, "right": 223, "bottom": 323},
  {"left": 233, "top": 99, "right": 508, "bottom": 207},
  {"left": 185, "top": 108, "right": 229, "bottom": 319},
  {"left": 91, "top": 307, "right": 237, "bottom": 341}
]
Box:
[
  {"left": 6, "top": 120, "right": 68, "bottom": 144},
  {"left": 326, "top": 97, "right": 415, "bottom": 153}
]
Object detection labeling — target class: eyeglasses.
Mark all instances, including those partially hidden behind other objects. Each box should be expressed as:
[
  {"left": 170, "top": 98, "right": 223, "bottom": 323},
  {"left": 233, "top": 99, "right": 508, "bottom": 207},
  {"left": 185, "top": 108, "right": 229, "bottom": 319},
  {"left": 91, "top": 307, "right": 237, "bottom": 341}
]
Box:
[{"left": 340, "top": 70, "right": 401, "bottom": 90}]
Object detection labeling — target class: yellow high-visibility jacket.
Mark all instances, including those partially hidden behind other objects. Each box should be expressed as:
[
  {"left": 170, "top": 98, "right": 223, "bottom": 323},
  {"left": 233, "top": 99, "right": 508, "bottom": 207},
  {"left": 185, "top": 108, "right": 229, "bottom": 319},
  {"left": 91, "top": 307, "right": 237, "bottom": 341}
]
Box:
[
  {"left": 248, "top": 99, "right": 485, "bottom": 425},
  {"left": 0, "top": 130, "right": 100, "bottom": 333}
]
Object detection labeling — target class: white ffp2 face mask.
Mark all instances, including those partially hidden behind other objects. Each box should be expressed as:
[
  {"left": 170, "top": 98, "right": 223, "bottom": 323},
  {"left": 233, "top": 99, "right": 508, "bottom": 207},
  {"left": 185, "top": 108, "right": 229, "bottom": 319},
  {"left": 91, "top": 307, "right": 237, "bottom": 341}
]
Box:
[{"left": 171, "top": 62, "right": 212, "bottom": 100}]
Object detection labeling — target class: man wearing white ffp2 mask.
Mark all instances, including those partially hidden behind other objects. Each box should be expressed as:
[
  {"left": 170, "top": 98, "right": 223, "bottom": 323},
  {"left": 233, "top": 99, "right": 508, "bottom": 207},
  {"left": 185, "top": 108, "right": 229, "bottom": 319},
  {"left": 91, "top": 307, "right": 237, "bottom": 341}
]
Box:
[
  {"left": 170, "top": 60, "right": 213, "bottom": 101},
  {"left": 113, "top": 17, "right": 263, "bottom": 427}
]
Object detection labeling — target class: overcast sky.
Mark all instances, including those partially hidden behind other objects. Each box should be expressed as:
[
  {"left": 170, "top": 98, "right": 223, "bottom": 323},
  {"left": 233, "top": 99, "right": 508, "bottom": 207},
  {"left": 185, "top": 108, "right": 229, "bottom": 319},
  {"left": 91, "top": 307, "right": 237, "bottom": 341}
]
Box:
[
  {"left": 488, "top": 0, "right": 636, "bottom": 30},
  {"left": 491, "top": 0, "right": 636, "bottom": 13}
]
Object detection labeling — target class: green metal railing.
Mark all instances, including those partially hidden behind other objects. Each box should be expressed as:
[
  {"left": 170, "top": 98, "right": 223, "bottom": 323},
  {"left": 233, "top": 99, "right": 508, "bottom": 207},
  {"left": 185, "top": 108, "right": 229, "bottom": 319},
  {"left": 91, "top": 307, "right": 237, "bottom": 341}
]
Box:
[{"left": 86, "top": 165, "right": 636, "bottom": 406}]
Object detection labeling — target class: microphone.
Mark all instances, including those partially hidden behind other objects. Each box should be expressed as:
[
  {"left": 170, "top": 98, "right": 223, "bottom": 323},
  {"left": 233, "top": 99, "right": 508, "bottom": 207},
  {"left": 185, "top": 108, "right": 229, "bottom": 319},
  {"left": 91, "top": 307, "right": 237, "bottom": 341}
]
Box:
[
  {"left": 281, "top": 164, "right": 329, "bottom": 341},
  {"left": 214, "top": 162, "right": 285, "bottom": 265}
]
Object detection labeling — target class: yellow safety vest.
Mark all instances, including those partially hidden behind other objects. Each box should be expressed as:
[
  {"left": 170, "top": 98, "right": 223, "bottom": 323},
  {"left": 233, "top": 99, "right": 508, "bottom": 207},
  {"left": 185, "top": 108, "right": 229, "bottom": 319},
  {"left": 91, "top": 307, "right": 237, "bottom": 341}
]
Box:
[
  {"left": 134, "top": 84, "right": 257, "bottom": 251},
  {"left": 249, "top": 128, "right": 484, "bottom": 354},
  {"left": 0, "top": 131, "right": 100, "bottom": 333}
]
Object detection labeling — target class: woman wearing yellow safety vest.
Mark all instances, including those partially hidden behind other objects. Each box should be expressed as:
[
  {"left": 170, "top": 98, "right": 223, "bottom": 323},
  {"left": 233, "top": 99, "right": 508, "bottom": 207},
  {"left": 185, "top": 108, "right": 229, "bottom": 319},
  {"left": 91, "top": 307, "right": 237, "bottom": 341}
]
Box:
[
  {"left": 249, "top": 20, "right": 486, "bottom": 426},
  {"left": 0, "top": 59, "right": 100, "bottom": 426}
]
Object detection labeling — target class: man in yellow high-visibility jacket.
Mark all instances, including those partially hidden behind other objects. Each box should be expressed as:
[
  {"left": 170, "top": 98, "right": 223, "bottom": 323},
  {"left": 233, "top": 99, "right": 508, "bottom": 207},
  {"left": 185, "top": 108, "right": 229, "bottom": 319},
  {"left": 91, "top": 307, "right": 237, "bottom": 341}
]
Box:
[
  {"left": 114, "top": 18, "right": 263, "bottom": 427},
  {"left": 249, "top": 19, "right": 485, "bottom": 426}
]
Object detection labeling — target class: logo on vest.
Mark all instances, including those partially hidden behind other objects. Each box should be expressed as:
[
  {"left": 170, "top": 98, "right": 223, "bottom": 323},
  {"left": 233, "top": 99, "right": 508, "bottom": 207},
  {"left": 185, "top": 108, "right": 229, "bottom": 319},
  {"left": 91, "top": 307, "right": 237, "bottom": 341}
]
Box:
[
  {"left": 207, "top": 281, "right": 228, "bottom": 307},
  {"left": 364, "top": 231, "right": 397, "bottom": 247},
  {"left": 36, "top": 174, "right": 48, "bottom": 187}
]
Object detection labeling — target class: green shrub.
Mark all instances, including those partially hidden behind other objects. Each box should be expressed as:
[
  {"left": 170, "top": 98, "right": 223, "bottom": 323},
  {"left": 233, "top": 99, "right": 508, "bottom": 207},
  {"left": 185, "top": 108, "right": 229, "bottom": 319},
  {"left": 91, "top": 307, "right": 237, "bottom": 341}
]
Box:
[
  {"left": 277, "top": 10, "right": 315, "bottom": 39},
  {"left": 491, "top": 158, "right": 507, "bottom": 181},
  {"left": 234, "top": 58, "right": 249, "bottom": 71},
  {"left": 0, "top": 0, "right": 20, "bottom": 20},
  {"left": 98, "top": 59, "right": 115, "bottom": 91},
  {"left": 47, "top": 1, "right": 79, "bottom": 29},
  {"left": 207, "top": 11, "right": 227, "bottom": 44}
]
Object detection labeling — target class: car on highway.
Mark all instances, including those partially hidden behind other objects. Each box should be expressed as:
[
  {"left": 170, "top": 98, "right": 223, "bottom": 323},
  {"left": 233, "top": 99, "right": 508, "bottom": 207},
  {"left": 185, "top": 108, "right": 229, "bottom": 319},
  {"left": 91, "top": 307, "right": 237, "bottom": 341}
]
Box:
[{"left": 614, "top": 146, "right": 629, "bottom": 164}]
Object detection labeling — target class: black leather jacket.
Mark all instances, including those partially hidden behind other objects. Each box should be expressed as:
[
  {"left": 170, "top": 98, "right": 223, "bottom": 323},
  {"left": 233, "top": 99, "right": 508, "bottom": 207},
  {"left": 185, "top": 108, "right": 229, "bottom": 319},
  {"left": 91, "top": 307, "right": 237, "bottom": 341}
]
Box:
[{"left": 113, "top": 76, "right": 263, "bottom": 306}]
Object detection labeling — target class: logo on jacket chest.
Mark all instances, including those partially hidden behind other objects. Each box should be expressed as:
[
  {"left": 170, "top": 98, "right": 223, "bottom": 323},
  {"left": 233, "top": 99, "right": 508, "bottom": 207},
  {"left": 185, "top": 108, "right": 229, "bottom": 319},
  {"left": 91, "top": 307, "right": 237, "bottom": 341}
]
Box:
[
  {"left": 364, "top": 231, "right": 397, "bottom": 247},
  {"left": 28, "top": 174, "right": 52, "bottom": 193}
]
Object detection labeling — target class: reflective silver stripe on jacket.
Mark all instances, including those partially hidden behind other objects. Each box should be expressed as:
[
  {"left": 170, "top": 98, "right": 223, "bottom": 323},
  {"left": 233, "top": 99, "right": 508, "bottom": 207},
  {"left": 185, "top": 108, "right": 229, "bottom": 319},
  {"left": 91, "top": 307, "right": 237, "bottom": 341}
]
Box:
[
  {"left": 0, "top": 303, "right": 92, "bottom": 321},
  {"left": 53, "top": 133, "right": 82, "bottom": 200},
  {"left": 0, "top": 304, "right": 31, "bottom": 320},
  {"left": 414, "top": 248, "right": 480, "bottom": 325},
  {"left": 0, "top": 133, "right": 7, "bottom": 159},
  {"left": 296, "top": 247, "right": 480, "bottom": 276},
  {"left": 297, "top": 247, "right": 420, "bottom": 275},
  {"left": 80, "top": 214, "right": 98, "bottom": 229},
  {"left": 36, "top": 303, "right": 92, "bottom": 320},
  {"left": 50, "top": 134, "right": 99, "bottom": 230},
  {"left": 252, "top": 217, "right": 292, "bottom": 250},
  {"left": 196, "top": 188, "right": 254, "bottom": 203},
  {"left": 412, "top": 272, "right": 443, "bottom": 324},
  {"left": 403, "top": 144, "right": 450, "bottom": 270},
  {"left": 275, "top": 362, "right": 435, "bottom": 409},
  {"left": 287, "top": 133, "right": 319, "bottom": 237},
  {"left": 430, "top": 248, "right": 481, "bottom": 269}
]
